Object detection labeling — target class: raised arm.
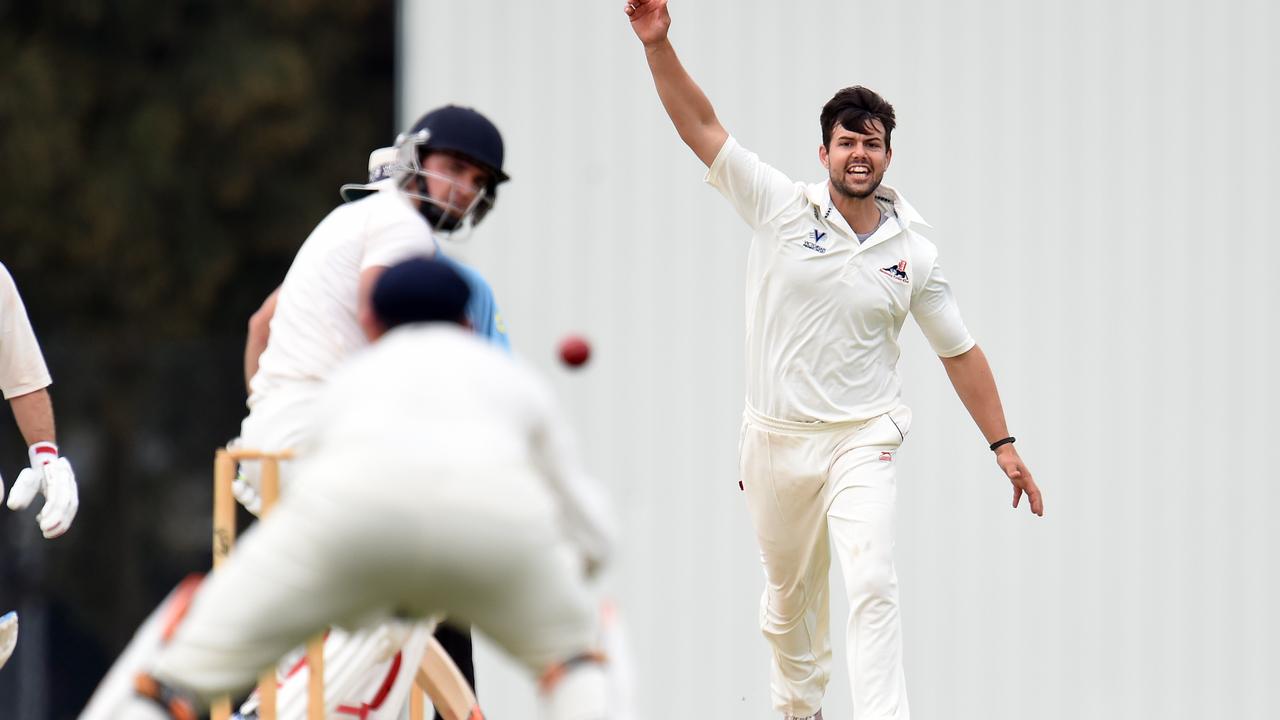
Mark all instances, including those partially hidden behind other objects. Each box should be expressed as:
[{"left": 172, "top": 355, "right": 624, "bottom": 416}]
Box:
[{"left": 625, "top": 0, "right": 728, "bottom": 167}]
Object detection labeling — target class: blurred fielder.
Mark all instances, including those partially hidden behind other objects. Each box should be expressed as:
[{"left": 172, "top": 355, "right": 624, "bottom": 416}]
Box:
[
  {"left": 125, "top": 257, "right": 614, "bottom": 720},
  {"left": 625, "top": 2, "right": 1044, "bottom": 719},
  {"left": 0, "top": 261, "right": 79, "bottom": 669},
  {"left": 81, "top": 106, "right": 512, "bottom": 718}
]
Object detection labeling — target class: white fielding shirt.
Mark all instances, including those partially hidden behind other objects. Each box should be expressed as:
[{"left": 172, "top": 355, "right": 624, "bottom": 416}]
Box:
[
  {"left": 249, "top": 187, "right": 432, "bottom": 405},
  {"left": 0, "top": 262, "right": 52, "bottom": 399},
  {"left": 706, "top": 137, "right": 975, "bottom": 423},
  {"left": 303, "top": 324, "right": 614, "bottom": 571}
]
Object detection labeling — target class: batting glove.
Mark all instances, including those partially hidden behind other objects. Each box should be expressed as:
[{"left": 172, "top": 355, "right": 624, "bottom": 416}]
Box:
[
  {"left": 231, "top": 472, "right": 263, "bottom": 516},
  {"left": 6, "top": 442, "right": 79, "bottom": 539}
]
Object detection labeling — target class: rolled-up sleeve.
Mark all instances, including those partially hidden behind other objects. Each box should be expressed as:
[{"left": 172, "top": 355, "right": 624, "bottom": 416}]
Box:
[
  {"left": 704, "top": 136, "right": 801, "bottom": 230},
  {"left": 911, "top": 258, "right": 976, "bottom": 358}
]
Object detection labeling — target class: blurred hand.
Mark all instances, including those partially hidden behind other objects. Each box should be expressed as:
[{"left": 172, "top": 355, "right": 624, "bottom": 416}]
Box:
[
  {"left": 996, "top": 445, "right": 1043, "bottom": 517},
  {"left": 232, "top": 473, "right": 264, "bottom": 516},
  {"left": 624, "top": 0, "right": 671, "bottom": 46},
  {"left": 7, "top": 456, "right": 79, "bottom": 538},
  {"left": 0, "top": 612, "right": 17, "bottom": 670}
]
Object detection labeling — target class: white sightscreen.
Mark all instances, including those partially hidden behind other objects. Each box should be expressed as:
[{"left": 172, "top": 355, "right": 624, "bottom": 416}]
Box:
[{"left": 401, "top": 1, "right": 1278, "bottom": 718}]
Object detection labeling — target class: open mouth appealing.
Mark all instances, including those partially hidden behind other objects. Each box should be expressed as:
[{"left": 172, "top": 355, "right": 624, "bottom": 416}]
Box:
[{"left": 846, "top": 164, "right": 872, "bottom": 179}]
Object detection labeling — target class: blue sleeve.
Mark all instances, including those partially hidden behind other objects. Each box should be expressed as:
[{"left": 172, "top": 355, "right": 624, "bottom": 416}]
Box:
[{"left": 443, "top": 258, "right": 511, "bottom": 351}]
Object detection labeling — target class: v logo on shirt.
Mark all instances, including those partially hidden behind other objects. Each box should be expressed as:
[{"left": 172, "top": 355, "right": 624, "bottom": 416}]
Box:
[{"left": 803, "top": 228, "right": 829, "bottom": 254}]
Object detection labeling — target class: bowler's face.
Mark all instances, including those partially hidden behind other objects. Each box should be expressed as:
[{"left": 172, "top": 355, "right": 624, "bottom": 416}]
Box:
[{"left": 821, "top": 121, "right": 892, "bottom": 200}]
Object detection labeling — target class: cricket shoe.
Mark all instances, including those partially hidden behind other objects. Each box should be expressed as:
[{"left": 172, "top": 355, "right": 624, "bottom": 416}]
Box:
[{"left": 0, "top": 611, "right": 18, "bottom": 670}]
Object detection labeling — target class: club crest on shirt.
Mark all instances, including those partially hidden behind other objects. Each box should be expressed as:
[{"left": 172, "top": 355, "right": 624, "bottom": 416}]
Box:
[
  {"left": 880, "top": 259, "right": 909, "bottom": 284},
  {"left": 803, "top": 228, "right": 829, "bottom": 254}
]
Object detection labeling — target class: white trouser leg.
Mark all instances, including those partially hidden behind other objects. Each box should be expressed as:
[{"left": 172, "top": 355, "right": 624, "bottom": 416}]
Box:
[
  {"left": 826, "top": 409, "right": 910, "bottom": 720},
  {"left": 740, "top": 419, "right": 836, "bottom": 717},
  {"left": 154, "top": 459, "right": 607, "bottom": 718},
  {"left": 152, "top": 493, "right": 365, "bottom": 704}
]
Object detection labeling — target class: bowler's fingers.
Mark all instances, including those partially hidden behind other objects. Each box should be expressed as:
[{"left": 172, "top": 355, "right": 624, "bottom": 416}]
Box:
[
  {"left": 624, "top": 0, "right": 662, "bottom": 18},
  {"left": 1026, "top": 478, "right": 1044, "bottom": 517}
]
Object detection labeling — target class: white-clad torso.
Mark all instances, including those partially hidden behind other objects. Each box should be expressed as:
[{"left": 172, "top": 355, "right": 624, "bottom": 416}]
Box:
[
  {"left": 302, "top": 324, "right": 613, "bottom": 566},
  {"left": 0, "top": 262, "right": 52, "bottom": 399},
  {"left": 249, "top": 185, "right": 432, "bottom": 405},
  {"left": 705, "top": 137, "right": 975, "bottom": 423}
]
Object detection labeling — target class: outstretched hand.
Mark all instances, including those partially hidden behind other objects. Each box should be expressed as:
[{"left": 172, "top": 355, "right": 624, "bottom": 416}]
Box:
[
  {"left": 624, "top": 0, "right": 671, "bottom": 46},
  {"left": 996, "top": 445, "right": 1043, "bottom": 517}
]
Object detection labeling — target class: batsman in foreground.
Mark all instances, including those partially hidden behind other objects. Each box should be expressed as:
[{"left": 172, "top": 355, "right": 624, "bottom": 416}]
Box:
[
  {"left": 1, "top": 261, "right": 80, "bottom": 669},
  {"left": 127, "top": 258, "right": 614, "bottom": 719},
  {"left": 625, "top": 2, "right": 1044, "bottom": 719}
]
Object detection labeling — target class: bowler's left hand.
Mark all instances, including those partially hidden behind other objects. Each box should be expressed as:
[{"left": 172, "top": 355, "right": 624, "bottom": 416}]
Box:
[{"left": 996, "top": 445, "right": 1043, "bottom": 517}]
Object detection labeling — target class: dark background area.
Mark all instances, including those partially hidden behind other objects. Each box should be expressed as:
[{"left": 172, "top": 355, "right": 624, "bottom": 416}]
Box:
[{"left": 0, "top": 2, "right": 395, "bottom": 716}]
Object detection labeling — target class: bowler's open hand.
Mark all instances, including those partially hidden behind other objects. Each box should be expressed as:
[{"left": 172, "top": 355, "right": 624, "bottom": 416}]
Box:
[{"left": 996, "top": 445, "right": 1043, "bottom": 517}]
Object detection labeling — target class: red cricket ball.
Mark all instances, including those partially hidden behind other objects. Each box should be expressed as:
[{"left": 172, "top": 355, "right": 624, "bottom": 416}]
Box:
[{"left": 559, "top": 335, "right": 591, "bottom": 368}]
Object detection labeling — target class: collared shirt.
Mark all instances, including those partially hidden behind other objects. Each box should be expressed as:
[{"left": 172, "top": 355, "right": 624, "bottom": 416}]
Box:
[
  {"left": 0, "top": 262, "right": 52, "bottom": 399},
  {"left": 250, "top": 186, "right": 433, "bottom": 403},
  {"left": 360, "top": 179, "right": 511, "bottom": 351},
  {"left": 706, "top": 136, "right": 974, "bottom": 423}
]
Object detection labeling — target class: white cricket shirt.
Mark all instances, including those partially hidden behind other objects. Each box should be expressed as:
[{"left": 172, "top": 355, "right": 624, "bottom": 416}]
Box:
[
  {"left": 706, "top": 137, "right": 975, "bottom": 423},
  {"left": 249, "top": 185, "right": 433, "bottom": 404},
  {"left": 0, "top": 262, "right": 52, "bottom": 399},
  {"left": 305, "top": 324, "right": 614, "bottom": 569}
]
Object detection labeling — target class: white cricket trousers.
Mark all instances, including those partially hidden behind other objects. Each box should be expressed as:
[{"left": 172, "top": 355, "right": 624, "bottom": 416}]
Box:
[
  {"left": 741, "top": 405, "right": 912, "bottom": 720},
  {"left": 151, "top": 453, "right": 608, "bottom": 720},
  {"left": 237, "top": 383, "right": 438, "bottom": 718}
]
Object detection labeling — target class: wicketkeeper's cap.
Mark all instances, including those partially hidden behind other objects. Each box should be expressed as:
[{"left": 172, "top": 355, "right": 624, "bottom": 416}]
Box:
[{"left": 371, "top": 257, "right": 472, "bottom": 329}]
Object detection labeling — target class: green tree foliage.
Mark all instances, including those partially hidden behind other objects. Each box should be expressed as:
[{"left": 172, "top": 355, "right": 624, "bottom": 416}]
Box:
[{"left": 0, "top": 2, "right": 393, "bottom": 716}]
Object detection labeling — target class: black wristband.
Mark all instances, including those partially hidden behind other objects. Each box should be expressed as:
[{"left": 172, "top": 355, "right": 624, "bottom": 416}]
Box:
[{"left": 989, "top": 436, "right": 1016, "bottom": 452}]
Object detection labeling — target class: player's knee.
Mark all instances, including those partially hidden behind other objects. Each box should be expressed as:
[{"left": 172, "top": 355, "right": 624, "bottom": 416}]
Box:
[
  {"left": 844, "top": 547, "right": 898, "bottom": 604},
  {"left": 539, "top": 652, "right": 609, "bottom": 720},
  {"left": 758, "top": 585, "right": 813, "bottom": 634}
]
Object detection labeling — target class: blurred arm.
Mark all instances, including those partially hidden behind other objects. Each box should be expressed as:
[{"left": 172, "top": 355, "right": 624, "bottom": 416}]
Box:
[
  {"left": 533, "top": 396, "right": 615, "bottom": 576},
  {"left": 244, "top": 287, "right": 280, "bottom": 392}
]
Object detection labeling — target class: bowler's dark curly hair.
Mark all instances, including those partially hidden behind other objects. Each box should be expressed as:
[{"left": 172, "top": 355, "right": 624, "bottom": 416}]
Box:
[{"left": 820, "top": 86, "right": 896, "bottom": 149}]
